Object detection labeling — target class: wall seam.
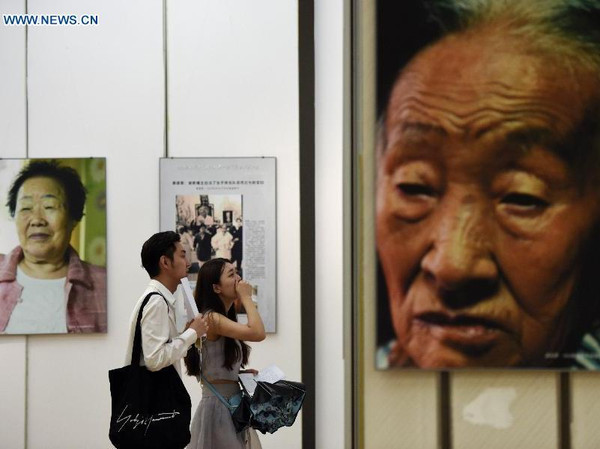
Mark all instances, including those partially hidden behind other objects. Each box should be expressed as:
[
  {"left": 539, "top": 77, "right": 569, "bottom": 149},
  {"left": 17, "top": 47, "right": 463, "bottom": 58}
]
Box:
[
  {"left": 24, "top": 0, "right": 30, "bottom": 447},
  {"left": 439, "top": 372, "right": 452, "bottom": 449},
  {"left": 299, "top": 0, "right": 316, "bottom": 448},
  {"left": 162, "top": 0, "right": 169, "bottom": 158},
  {"left": 345, "top": 0, "right": 355, "bottom": 447},
  {"left": 559, "top": 372, "right": 572, "bottom": 449},
  {"left": 24, "top": 0, "right": 29, "bottom": 159}
]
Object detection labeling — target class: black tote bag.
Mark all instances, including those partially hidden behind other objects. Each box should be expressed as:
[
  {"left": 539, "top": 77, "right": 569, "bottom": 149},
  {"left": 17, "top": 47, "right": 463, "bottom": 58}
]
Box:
[{"left": 108, "top": 293, "right": 191, "bottom": 449}]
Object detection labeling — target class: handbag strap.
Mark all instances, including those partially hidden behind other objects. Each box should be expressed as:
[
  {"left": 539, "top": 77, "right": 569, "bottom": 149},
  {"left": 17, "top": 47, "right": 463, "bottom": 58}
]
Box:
[
  {"left": 200, "top": 373, "right": 236, "bottom": 410},
  {"left": 130, "top": 292, "right": 167, "bottom": 366}
]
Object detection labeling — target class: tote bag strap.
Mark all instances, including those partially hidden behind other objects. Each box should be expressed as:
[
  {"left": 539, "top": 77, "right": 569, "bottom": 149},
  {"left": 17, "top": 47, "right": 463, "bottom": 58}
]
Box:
[{"left": 130, "top": 292, "right": 167, "bottom": 366}]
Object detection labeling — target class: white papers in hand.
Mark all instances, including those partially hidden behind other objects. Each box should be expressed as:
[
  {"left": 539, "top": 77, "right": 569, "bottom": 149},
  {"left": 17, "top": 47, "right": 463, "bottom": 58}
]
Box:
[
  {"left": 256, "top": 364, "right": 285, "bottom": 384},
  {"left": 239, "top": 365, "right": 285, "bottom": 397},
  {"left": 180, "top": 277, "right": 206, "bottom": 339},
  {"left": 180, "top": 277, "right": 199, "bottom": 321},
  {"left": 239, "top": 373, "right": 258, "bottom": 396}
]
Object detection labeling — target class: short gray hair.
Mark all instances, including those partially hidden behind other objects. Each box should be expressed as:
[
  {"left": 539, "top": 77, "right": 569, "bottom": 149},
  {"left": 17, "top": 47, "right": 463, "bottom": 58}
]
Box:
[
  {"left": 426, "top": 0, "right": 600, "bottom": 72},
  {"left": 378, "top": 0, "right": 600, "bottom": 171}
]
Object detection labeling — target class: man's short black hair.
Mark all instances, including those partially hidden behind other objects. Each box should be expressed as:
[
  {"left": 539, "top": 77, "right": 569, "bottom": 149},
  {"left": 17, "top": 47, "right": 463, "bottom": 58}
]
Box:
[
  {"left": 141, "top": 231, "right": 181, "bottom": 278},
  {"left": 6, "top": 159, "right": 87, "bottom": 221}
]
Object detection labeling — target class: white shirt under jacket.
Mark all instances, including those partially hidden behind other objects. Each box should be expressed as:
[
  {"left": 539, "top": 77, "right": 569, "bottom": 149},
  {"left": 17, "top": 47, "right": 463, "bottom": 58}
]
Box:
[{"left": 125, "top": 279, "right": 197, "bottom": 377}]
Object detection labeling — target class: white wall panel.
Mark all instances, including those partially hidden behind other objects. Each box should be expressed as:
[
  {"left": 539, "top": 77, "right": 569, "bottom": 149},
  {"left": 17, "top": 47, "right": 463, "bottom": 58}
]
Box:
[
  {"left": 167, "top": 1, "right": 301, "bottom": 448},
  {"left": 452, "top": 372, "right": 558, "bottom": 449},
  {"left": 572, "top": 373, "right": 600, "bottom": 449},
  {"left": 0, "top": 337, "right": 26, "bottom": 449},
  {"left": 166, "top": 0, "right": 298, "bottom": 156},
  {"left": 26, "top": 1, "right": 164, "bottom": 447},
  {"left": 363, "top": 371, "right": 439, "bottom": 449},
  {"left": 0, "top": 0, "right": 26, "bottom": 159},
  {"left": 315, "top": 0, "right": 345, "bottom": 448},
  {"left": 0, "top": 1, "right": 27, "bottom": 448}
]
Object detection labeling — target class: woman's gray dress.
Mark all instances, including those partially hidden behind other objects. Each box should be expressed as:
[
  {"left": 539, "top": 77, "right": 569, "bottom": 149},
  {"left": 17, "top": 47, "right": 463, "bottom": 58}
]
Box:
[{"left": 188, "top": 338, "right": 262, "bottom": 449}]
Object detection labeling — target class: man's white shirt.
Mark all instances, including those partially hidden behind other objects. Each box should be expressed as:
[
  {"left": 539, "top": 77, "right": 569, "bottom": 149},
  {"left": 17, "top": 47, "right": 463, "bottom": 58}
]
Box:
[{"left": 125, "top": 279, "right": 197, "bottom": 377}]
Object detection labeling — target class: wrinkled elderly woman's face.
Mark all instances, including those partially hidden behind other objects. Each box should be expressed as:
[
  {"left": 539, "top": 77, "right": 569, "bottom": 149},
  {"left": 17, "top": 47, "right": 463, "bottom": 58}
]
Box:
[
  {"left": 376, "top": 31, "right": 600, "bottom": 367},
  {"left": 15, "top": 176, "right": 75, "bottom": 265}
]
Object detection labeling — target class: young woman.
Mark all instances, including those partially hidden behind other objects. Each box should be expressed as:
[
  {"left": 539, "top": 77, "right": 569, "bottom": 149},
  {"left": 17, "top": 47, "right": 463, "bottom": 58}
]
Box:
[{"left": 185, "top": 258, "right": 265, "bottom": 449}]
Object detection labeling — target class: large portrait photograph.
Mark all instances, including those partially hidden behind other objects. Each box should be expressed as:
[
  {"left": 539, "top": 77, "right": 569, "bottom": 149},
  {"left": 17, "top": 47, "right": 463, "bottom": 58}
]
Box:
[
  {"left": 0, "top": 158, "right": 107, "bottom": 335},
  {"left": 362, "top": 0, "right": 600, "bottom": 370}
]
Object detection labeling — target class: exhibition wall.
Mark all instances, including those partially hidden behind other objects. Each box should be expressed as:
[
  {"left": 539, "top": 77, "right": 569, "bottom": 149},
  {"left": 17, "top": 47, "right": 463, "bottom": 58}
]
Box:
[
  {"left": 0, "top": 1, "right": 347, "bottom": 448},
  {"left": 6, "top": 1, "right": 600, "bottom": 448}
]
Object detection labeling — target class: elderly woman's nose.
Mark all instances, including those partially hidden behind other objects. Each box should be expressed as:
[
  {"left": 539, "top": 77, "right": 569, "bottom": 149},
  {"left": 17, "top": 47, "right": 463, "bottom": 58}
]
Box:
[
  {"left": 29, "top": 204, "right": 47, "bottom": 223},
  {"left": 421, "top": 199, "right": 497, "bottom": 292}
]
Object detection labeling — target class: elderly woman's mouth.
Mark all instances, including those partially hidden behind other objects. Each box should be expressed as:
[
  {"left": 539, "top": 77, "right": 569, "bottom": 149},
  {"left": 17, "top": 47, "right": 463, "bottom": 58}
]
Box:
[
  {"left": 28, "top": 233, "right": 50, "bottom": 240},
  {"left": 414, "top": 312, "right": 511, "bottom": 348}
]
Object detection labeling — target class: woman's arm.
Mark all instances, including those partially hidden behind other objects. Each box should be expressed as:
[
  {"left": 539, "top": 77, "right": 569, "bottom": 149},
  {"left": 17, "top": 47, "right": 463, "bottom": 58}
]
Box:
[{"left": 209, "top": 281, "right": 266, "bottom": 342}]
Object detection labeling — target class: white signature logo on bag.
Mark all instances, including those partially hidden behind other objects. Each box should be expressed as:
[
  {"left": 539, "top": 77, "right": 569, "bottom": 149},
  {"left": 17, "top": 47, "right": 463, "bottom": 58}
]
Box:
[{"left": 116, "top": 404, "right": 181, "bottom": 434}]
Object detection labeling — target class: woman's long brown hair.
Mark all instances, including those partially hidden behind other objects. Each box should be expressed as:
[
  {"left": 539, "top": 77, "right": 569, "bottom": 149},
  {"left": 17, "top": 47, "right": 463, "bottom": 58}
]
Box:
[{"left": 184, "top": 258, "right": 250, "bottom": 376}]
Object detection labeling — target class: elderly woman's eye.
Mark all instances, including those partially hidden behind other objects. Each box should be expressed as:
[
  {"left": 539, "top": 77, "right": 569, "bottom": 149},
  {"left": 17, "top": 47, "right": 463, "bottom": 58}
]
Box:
[
  {"left": 396, "top": 183, "right": 435, "bottom": 197},
  {"left": 501, "top": 192, "right": 548, "bottom": 209}
]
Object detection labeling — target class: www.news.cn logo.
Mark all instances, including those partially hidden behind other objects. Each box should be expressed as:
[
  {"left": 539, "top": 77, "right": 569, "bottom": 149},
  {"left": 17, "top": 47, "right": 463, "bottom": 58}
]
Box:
[{"left": 3, "top": 14, "right": 99, "bottom": 26}]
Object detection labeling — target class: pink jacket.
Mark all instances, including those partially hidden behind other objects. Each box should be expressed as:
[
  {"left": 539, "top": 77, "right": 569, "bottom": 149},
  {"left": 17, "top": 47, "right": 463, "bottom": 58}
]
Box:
[{"left": 0, "top": 246, "right": 107, "bottom": 333}]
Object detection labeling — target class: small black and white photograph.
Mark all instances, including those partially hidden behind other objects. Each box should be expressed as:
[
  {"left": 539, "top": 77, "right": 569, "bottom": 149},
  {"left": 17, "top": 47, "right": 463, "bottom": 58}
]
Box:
[{"left": 175, "top": 193, "right": 243, "bottom": 282}]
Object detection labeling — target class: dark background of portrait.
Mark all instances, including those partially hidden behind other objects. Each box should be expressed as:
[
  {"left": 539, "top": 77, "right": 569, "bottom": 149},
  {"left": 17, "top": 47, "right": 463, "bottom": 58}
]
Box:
[
  {"left": 375, "top": 0, "right": 444, "bottom": 348},
  {"left": 376, "top": 0, "right": 443, "bottom": 116}
]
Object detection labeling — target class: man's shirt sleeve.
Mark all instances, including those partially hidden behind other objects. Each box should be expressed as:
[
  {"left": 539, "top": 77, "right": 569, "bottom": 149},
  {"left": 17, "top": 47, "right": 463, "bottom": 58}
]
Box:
[{"left": 140, "top": 295, "right": 197, "bottom": 371}]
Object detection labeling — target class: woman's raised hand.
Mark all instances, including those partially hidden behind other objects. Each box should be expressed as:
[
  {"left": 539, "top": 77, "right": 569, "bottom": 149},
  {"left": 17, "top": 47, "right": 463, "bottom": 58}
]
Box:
[{"left": 235, "top": 279, "right": 253, "bottom": 300}]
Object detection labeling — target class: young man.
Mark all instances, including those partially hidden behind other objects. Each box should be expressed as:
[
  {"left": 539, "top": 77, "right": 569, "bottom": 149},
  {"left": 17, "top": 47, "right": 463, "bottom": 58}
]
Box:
[{"left": 125, "top": 231, "right": 207, "bottom": 376}]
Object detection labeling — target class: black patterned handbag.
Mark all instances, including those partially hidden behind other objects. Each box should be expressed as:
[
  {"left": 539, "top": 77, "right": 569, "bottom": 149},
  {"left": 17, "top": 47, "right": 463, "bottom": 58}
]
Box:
[
  {"left": 249, "top": 379, "right": 306, "bottom": 434},
  {"left": 108, "top": 293, "right": 191, "bottom": 449}
]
